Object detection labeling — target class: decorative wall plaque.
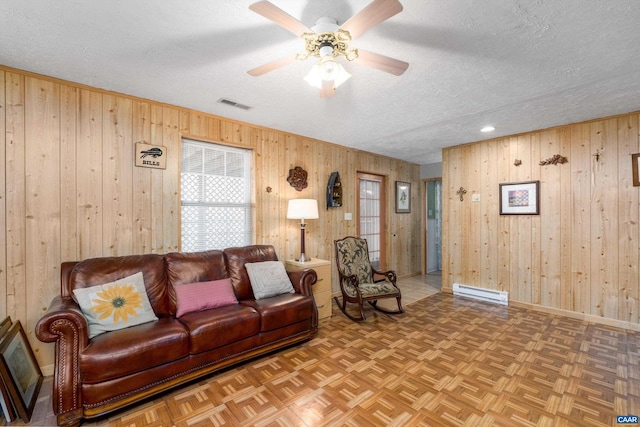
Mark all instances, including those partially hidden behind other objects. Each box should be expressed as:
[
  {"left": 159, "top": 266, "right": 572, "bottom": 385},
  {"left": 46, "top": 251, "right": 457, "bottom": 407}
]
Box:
[
  {"left": 539, "top": 154, "right": 568, "bottom": 166},
  {"left": 287, "top": 166, "right": 308, "bottom": 191},
  {"left": 135, "top": 142, "right": 167, "bottom": 169}
]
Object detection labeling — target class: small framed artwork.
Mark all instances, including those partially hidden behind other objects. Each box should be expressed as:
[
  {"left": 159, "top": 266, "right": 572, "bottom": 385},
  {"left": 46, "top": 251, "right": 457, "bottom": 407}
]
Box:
[
  {"left": 633, "top": 153, "right": 640, "bottom": 186},
  {"left": 499, "top": 181, "right": 540, "bottom": 215},
  {"left": 395, "top": 181, "right": 411, "bottom": 213},
  {"left": 0, "top": 321, "right": 43, "bottom": 422}
]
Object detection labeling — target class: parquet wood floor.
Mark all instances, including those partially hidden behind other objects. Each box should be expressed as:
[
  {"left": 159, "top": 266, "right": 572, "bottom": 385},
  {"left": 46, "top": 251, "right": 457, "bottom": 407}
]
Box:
[{"left": 24, "top": 282, "right": 640, "bottom": 426}]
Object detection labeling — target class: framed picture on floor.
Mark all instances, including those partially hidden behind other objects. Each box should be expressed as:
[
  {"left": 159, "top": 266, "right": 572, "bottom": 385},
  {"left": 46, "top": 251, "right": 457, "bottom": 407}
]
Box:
[
  {"left": 0, "top": 316, "right": 18, "bottom": 423},
  {"left": 0, "top": 321, "right": 43, "bottom": 422},
  {"left": 395, "top": 181, "right": 411, "bottom": 213},
  {"left": 499, "top": 181, "right": 540, "bottom": 215},
  {"left": 0, "top": 373, "right": 17, "bottom": 423},
  {"left": 0, "top": 317, "right": 10, "bottom": 338}
]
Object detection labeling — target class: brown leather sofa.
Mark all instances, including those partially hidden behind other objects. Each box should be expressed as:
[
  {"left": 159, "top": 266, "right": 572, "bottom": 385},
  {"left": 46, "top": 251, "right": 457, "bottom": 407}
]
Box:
[{"left": 36, "top": 245, "right": 318, "bottom": 427}]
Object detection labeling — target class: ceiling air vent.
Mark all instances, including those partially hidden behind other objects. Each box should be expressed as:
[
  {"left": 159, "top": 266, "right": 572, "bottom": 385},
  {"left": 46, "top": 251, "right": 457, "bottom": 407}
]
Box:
[{"left": 218, "top": 98, "right": 251, "bottom": 110}]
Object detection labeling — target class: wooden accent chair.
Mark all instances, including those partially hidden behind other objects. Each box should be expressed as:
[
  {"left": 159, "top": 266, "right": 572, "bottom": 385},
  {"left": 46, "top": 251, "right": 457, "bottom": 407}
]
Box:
[{"left": 333, "top": 236, "right": 404, "bottom": 321}]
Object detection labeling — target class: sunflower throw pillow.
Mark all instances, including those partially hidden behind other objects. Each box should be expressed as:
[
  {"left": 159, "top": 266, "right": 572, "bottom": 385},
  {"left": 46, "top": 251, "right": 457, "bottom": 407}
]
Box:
[{"left": 73, "top": 271, "right": 158, "bottom": 339}]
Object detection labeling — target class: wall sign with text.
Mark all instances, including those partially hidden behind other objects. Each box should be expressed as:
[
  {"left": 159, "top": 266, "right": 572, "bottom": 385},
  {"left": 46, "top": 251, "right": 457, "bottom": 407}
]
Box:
[{"left": 135, "top": 143, "right": 167, "bottom": 169}]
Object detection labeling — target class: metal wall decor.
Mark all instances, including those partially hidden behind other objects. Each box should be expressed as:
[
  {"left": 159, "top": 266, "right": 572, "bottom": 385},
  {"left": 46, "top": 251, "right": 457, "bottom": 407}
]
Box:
[
  {"left": 287, "top": 166, "right": 308, "bottom": 191},
  {"left": 456, "top": 187, "right": 467, "bottom": 201},
  {"left": 539, "top": 154, "right": 568, "bottom": 166},
  {"left": 593, "top": 149, "right": 603, "bottom": 162}
]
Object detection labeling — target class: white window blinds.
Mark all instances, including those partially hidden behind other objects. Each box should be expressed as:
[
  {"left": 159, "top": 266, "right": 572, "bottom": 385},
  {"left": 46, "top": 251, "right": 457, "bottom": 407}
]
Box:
[{"left": 181, "top": 139, "right": 252, "bottom": 251}]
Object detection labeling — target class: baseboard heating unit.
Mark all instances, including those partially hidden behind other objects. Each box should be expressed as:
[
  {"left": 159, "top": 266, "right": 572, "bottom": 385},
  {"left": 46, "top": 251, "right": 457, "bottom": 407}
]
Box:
[{"left": 452, "top": 283, "right": 509, "bottom": 305}]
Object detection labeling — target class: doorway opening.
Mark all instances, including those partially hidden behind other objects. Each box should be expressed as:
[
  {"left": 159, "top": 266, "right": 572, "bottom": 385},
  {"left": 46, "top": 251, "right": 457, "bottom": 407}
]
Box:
[{"left": 425, "top": 179, "right": 442, "bottom": 274}]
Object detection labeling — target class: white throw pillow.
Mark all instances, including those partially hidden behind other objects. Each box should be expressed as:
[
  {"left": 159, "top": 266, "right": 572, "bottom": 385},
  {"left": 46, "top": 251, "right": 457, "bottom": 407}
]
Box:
[
  {"left": 73, "top": 271, "right": 158, "bottom": 338},
  {"left": 245, "top": 261, "right": 295, "bottom": 300}
]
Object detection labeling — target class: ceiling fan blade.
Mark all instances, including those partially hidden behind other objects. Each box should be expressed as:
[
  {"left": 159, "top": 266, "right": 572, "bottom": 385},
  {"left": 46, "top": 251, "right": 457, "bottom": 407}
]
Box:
[
  {"left": 320, "top": 80, "right": 335, "bottom": 98},
  {"left": 356, "top": 49, "right": 408, "bottom": 76},
  {"left": 340, "top": 0, "right": 403, "bottom": 39},
  {"left": 247, "top": 55, "right": 297, "bottom": 76},
  {"left": 249, "top": 1, "right": 313, "bottom": 37}
]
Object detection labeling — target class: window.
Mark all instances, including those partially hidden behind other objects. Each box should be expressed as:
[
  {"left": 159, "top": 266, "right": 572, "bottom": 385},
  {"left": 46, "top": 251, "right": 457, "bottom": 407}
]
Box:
[{"left": 181, "top": 139, "right": 252, "bottom": 251}]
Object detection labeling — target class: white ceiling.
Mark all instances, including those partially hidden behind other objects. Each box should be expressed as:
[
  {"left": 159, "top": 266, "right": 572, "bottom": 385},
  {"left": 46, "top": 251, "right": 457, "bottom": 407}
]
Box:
[{"left": 1, "top": 0, "right": 640, "bottom": 165}]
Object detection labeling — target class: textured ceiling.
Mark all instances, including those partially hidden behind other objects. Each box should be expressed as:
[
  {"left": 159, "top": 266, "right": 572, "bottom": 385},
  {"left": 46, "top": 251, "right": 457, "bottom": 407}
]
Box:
[{"left": 1, "top": 0, "right": 640, "bottom": 165}]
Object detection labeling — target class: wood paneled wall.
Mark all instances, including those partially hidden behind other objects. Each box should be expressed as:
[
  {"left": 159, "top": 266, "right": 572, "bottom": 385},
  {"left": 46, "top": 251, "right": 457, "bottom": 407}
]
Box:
[
  {"left": 0, "top": 66, "right": 421, "bottom": 370},
  {"left": 442, "top": 112, "right": 640, "bottom": 328}
]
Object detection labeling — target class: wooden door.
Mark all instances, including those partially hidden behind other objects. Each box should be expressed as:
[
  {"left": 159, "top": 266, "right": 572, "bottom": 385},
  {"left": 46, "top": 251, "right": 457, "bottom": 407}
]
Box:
[{"left": 357, "top": 172, "right": 387, "bottom": 270}]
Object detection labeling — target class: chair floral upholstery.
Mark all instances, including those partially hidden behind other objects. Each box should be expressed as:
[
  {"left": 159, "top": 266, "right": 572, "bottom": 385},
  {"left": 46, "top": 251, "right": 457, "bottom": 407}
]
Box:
[{"left": 334, "top": 236, "right": 403, "bottom": 321}]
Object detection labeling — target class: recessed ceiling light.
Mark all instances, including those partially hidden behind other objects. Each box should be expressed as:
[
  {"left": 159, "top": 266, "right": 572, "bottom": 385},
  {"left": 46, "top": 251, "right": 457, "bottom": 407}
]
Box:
[{"left": 481, "top": 126, "right": 495, "bottom": 133}]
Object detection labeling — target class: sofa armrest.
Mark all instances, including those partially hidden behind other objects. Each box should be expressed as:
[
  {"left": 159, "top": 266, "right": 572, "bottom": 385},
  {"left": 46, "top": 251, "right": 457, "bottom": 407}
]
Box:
[
  {"left": 35, "top": 296, "right": 88, "bottom": 424},
  {"left": 287, "top": 269, "right": 317, "bottom": 296}
]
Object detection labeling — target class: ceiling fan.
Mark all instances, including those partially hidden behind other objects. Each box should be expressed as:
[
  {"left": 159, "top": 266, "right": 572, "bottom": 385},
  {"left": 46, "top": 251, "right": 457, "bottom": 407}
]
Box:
[{"left": 247, "top": 0, "right": 409, "bottom": 98}]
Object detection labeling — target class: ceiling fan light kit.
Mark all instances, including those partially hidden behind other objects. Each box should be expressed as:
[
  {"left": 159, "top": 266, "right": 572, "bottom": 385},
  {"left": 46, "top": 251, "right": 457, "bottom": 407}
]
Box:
[
  {"left": 248, "top": 0, "right": 408, "bottom": 97},
  {"left": 304, "top": 46, "right": 352, "bottom": 90}
]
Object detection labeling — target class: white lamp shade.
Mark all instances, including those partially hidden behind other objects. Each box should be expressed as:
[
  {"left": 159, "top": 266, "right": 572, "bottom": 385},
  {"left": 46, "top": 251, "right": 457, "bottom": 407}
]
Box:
[
  {"left": 304, "top": 57, "right": 351, "bottom": 89},
  {"left": 287, "top": 199, "right": 319, "bottom": 220},
  {"left": 303, "top": 63, "right": 324, "bottom": 89}
]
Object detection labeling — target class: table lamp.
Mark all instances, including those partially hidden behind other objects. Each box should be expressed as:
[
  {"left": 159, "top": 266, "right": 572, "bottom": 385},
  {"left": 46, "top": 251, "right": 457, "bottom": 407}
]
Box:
[{"left": 287, "top": 199, "right": 319, "bottom": 262}]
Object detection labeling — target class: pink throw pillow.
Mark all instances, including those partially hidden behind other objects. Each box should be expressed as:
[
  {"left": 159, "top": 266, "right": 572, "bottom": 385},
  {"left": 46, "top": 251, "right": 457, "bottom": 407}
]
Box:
[{"left": 175, "top": 278, "right": 238, "bottom": 317}]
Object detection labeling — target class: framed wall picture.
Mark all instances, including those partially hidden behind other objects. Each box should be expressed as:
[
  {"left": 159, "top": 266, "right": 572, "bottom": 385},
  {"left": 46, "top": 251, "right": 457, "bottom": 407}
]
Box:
[
  {"left": 395, "top": 181, "right": 411, "bottom": 213},
  {"left": 0, "top": 321, "right": 43, "bottom": 422},
  {"left": 633, "top": 153, "right": 640, "bottom": 186},
  {"left": 499, "top": 181, "right": 540, "bottom": 215}
]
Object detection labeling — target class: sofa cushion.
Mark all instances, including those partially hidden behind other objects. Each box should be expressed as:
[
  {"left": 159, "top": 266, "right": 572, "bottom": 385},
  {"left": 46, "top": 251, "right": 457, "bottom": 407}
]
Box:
[
  {"left": 165, "top": 250, "right": 228, "bottom": 315},
  {"left": 245, "top": 261, "right": 294, "bottom": 300},
  {"left": 224, "top": 245, "right": 279, "bottom": 300},
  {"left": 178, "top": 304, "right": 261, "bottom": 354},
  {"left": 69, "top": 254, "right": 171, "bottom": 316},
  {"left": 80, "top": 317, "right": 189, "bottom": 383},
  {"left": 73, "top": 272, "right": 158, "bottom": 339},
  {"left": 175, "top": 278, "right": 238, "bottom": 317},
  {"left": 243, "top": 293, "right": 314, "bottom": 332}
]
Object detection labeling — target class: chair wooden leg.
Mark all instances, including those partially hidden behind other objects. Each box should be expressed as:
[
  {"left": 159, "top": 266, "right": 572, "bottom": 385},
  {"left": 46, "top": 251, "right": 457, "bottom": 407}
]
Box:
[
  {"left": 368, "top": 296, "right": 404, "bottom": 315},
  {"left": 333, "top": 296, "right": 366, "bottom": 322},
  {"left": 358, "top": 300, "right": 366, "bottom": 321}
]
